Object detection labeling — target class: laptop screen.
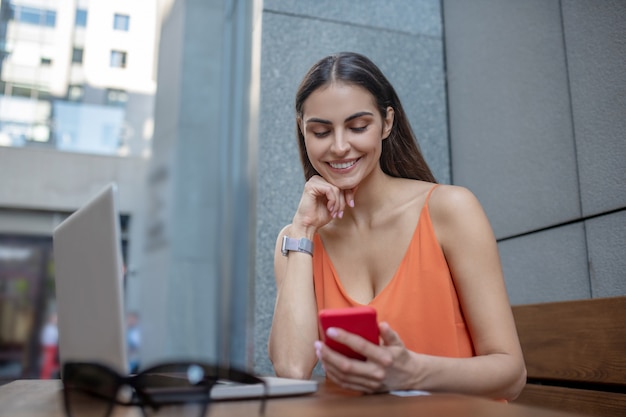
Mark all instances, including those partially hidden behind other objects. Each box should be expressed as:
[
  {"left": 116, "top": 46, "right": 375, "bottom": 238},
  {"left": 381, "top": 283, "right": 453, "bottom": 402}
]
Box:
[{"left": 53, "top": 183, "right": 128, "bottom": 375}]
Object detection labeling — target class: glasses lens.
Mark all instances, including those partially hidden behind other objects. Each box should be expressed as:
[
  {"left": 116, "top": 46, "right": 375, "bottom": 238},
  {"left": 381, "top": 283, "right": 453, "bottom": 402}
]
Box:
[
  {"left": 63, "top": 363, "right": 119, "bottom": 417},
  {"left": 133, "top": 362, "right": 267, "bottom": 415},
  {"left": 133, "top": 363, "right": 213, "bottom": 404}
]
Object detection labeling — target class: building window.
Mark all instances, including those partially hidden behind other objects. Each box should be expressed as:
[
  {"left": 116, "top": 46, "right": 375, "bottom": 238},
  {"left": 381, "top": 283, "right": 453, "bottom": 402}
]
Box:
[
  {"left": 9, "top": 4, "right": 56, "bottom": 27},
  {"left": 110, "top": 50, "right": 127, "bottom": 68},
  {"left": 113, "top": 14, "right": 129, "bottom": 31},
  {"left": 106, "top": 89, "right": 128, "bottom": 107},
  {"left": 67, "top": 85, "right": 84, "bottom": 102},
  {"left": 75, "top": 9, "right": 87, "bottom": 27},
  {"left": 10, "top": 85, "right": 34, "bottom": 98},
  {"left": 40, "top": 57, "right": 52, "bottom": 66},
  {"left": 72, "top": 48, "right": 84, "bottom": 64}
]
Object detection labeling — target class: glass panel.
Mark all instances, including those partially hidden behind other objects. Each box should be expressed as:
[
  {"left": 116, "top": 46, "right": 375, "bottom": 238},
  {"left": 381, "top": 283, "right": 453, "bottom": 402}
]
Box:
[
  {"left": 67, "top": 85, "right": 84, "bottom": 102},
  {"left": 113, "top": 14, "right": 129, "bottom": 31},
  {"left": 72, "top": 48, "right": 83, "bottom": 64},
  {"left": 9, "top": 4, "right": 56, "bottom": 28},
  {"left": 0, "top": 236, "right": 54, "bottom": 380},
  {"left": 106, "top": 89, "right": 128, "bottom": 107},
  {"left": 75, "top": 9, "right": 87, "bottom": 27},
  {"left": 110, "top": 50, "right": 126, "bottom": 68}
]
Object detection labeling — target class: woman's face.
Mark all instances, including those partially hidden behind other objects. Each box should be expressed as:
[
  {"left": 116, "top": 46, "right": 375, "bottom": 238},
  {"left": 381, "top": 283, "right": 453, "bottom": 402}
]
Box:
[{"left": 299, "top": 83, "right": 394, "bottom": 190}]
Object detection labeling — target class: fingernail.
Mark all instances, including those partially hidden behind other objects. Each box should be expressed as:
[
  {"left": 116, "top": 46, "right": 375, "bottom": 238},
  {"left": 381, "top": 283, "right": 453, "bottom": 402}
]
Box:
[
  {"left": 349, "top": 200, "right": 355, "bottom": 207},
  {"left": 327, "top": 327, "right": 338, "bottom": 338},
  {"left": 338, "top": 210, "right": 344, "bottom": 218},
  {"left": 314, "top": 341, "right": 322, "bottom": 358}
]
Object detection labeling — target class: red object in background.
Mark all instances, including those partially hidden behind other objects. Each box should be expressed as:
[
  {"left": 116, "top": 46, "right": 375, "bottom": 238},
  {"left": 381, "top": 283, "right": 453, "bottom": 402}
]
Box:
[{"left": 40, "top": 345, "right": 59, "bottom": 379}]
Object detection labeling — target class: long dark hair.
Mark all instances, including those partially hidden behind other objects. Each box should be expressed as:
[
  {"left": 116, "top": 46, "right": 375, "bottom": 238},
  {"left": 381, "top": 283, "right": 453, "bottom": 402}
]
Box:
[{"left": 295, "top": 52, "right": 436, "bottom": 183}]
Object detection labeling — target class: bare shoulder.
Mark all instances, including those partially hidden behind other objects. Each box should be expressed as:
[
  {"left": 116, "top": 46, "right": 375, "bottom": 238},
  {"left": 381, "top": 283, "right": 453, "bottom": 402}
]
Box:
[
  {"left": 429, "top": 184, "right": 483, "bottom": 218},
  {"left": 428, "top": 185, "right": 493, "bottom": 244}
]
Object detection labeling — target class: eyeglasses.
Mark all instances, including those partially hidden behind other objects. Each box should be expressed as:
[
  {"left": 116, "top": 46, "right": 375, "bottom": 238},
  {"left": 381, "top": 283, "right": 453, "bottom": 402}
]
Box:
[{"left": 62, "top": 361, "right": 268, "bottom": 417}]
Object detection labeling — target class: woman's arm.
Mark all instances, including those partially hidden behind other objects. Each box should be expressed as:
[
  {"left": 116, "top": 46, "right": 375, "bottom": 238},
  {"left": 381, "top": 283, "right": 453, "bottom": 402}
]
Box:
[
  {"left": 429, "top": 185, "right": 526, "bottom": 399},
  {"left": 268, "top": 176, "right": 356, "bottom": 379},
  {"left": 268, "top": 224, "right": 319, "bottom": 379}
]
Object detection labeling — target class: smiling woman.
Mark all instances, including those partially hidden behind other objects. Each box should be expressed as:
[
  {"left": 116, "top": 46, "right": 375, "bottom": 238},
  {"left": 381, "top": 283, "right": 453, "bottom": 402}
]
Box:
[{"left": 267, "top": 52, "right": 526, "bottom": 401}]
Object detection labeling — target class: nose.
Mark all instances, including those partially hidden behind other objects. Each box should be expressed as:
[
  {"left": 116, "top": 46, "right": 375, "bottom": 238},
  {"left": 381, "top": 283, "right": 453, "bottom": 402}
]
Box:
[{"left": 330, "top": 130, "right": 350, "bottom": 155}]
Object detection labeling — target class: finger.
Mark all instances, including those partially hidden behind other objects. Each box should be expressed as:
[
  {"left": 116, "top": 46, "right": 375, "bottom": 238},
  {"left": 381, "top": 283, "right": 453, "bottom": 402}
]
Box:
[
  {"left": 324, "top": 365, "right": 380, "bottom": 393},
  {"left": 379, "top": 322, "right": 404, "bottom": 347},
  {"left": 307, "top": 176, "right": 337, "bottom": 210},
  {"left": 323, "top": 187, "right": 343, "bottom": 218},
  {"left": 343, "top": 186, "right": 358, "bottom": 208},
  {"left": 325, "top": 327, "right": 380, "bottom": 360},
  {"left": 319, "top": 347, "right": 383, "bottom": 393},
  {"left": 303, "top": 176, "right": 342, "bottom": 219},
  {"left": 335, "top": 190, "right": 346, "bottom": 218}
]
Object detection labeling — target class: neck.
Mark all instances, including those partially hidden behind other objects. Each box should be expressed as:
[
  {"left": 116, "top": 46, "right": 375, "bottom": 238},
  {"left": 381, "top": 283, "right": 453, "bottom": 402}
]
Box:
[{"left": 343, "top": 168, "right": 395, "bottom": 224}]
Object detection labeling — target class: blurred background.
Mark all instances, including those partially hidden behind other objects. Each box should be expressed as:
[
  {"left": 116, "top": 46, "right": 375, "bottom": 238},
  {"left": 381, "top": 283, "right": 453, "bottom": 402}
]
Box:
[{"left": 0, "top": 0, "right": 624, "bottom": 382}]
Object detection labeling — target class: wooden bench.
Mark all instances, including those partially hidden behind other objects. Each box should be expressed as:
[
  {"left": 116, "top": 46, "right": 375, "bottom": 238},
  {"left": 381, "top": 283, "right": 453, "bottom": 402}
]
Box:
[{"left": 511, "top": 296, "right": 626, "bottom": 417}]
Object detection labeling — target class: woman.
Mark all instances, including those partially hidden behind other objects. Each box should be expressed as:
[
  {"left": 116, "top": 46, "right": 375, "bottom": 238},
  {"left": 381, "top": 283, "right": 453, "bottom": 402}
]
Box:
[{"left": 268, "top": 52, "right": 526, "bottom": 401}]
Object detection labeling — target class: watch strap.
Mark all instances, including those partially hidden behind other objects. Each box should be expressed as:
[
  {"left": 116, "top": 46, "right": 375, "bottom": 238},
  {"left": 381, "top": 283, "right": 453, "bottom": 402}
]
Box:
[{"left": 281, "top": 236, "right": 314, "bottom": 256}]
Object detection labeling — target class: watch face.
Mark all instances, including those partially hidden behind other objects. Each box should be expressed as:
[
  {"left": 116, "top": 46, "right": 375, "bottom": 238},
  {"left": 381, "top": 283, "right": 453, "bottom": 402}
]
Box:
[{"left": 281, "top": 235, "right": 289, "bottom": 256}]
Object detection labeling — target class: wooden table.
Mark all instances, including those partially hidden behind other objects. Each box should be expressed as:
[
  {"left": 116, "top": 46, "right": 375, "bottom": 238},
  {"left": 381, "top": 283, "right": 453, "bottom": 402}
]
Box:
[{"left": 0, "top": 379, "right": 589, "bottom": 417}]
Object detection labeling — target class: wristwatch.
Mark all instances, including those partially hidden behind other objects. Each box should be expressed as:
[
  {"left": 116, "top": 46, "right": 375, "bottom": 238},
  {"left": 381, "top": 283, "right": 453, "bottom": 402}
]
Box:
[{"left": 281, "top": 236, "right": 314, "bottom": 256}]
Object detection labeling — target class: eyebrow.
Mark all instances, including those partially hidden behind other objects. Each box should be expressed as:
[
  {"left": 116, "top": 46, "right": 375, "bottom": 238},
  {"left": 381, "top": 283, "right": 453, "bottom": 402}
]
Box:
[{"left": 305, "top": 111, "right": 374, "bottom": 125}]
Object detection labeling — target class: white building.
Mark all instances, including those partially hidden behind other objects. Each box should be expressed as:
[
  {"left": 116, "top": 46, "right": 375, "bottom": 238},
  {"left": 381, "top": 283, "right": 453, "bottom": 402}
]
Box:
[
  {"left": 0, "top": 0, "right": 160, "bottom": 379},
  {"left": 0, "top": 0, "right": 157, "bottom": 157}
]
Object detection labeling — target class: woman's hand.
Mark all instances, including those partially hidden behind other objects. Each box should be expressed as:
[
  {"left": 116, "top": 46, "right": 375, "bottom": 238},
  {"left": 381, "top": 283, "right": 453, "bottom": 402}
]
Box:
[
  {"left": 292, "top": 175, "right": 357, "bottom": 233},
  {"left": 315, "top": 322, "right": 420, "bottom": 393}
]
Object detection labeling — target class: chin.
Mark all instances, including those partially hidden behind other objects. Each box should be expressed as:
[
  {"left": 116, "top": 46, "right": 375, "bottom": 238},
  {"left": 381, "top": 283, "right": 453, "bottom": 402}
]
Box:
[{"left": 321, "top": 172, "right": 360, "bottom": 190}]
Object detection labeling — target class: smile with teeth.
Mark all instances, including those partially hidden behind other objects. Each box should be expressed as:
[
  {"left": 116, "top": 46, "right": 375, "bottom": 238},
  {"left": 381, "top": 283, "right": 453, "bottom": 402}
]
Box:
[{"left": 329, "top": 159, "right": 357, "bottom": 169}]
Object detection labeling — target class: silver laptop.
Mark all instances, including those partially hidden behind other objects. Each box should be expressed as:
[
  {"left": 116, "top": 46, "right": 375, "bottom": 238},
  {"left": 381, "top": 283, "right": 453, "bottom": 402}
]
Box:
[
  {"left": 53, "top": 183, "right": 317, "bottom": 399},
  {"left": 54, "top": 183, "right": 128, "bottom": 374}
]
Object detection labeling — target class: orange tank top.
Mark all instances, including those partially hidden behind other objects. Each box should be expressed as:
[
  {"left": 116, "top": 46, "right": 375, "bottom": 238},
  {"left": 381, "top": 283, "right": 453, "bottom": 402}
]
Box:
[{"left": 313, "top": 185, "right": 474, "bottom": 358}]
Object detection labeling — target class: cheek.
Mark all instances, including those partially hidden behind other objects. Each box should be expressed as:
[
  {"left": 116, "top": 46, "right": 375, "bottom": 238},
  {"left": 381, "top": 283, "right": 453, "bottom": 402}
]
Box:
[
  {"left": 304, "top": 130, "right": 326, "bottom": 147},
  {"left": 303, "top": 137, "right": 324, "bottom": 163},
  {"left": 353, "top": 131, "right": 384, "bottom": 152}
]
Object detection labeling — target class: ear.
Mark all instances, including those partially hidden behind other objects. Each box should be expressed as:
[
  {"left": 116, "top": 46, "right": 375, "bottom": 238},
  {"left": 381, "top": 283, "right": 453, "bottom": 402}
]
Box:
[
  {"left": 297, "top": 116, "right": 304, "bottom": 137},
  {"left": 382, "top": 107, "right": 394, "bottom": 140}
]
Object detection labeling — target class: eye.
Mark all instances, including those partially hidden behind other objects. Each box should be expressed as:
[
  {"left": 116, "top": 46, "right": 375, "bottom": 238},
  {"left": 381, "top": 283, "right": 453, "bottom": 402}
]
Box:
[
  {"left": 313, "top": 131, "right": 330, "bottom": 138},
  {"left": 351, "top": 125, "right": 368, "bottom": 133}
]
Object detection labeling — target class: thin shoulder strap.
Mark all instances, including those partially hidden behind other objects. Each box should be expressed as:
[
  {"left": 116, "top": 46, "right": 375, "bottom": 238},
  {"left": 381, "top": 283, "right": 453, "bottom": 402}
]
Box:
[{"left": 425, "top": 184, "right": 440, "bottom": 205}]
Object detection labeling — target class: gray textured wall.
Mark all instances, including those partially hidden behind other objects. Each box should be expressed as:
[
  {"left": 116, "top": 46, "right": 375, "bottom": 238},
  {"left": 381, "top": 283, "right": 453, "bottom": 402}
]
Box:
[
  {"left": 255, "top": 0, "right": 626, "bottom": 373},
  {"left": 443, "top": 0, "right": 626, "bottom": 305},
  {"left": 253, "top": 0, "right": 448, "bottom": 375}
]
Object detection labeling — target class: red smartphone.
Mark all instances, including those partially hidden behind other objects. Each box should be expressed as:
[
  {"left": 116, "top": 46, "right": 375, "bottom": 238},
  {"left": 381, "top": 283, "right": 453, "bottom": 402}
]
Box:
[{"left": 318, "top": 306, "right": 379, "bottom": 361}]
